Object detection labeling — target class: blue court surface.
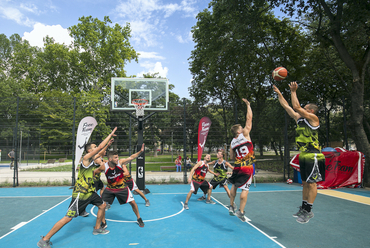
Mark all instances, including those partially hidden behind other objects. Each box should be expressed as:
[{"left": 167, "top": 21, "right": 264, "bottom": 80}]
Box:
[{"left": 0, "top": 183, "right": 369, "bottom": 248}]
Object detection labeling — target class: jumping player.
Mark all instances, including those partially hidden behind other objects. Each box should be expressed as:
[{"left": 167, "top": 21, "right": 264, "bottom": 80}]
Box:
[
  {"left": 37, "top": 127, "right": 117, "bottom": 248},
  {"left": 197, "top": 150, "right": 234, "bottom": 205},
  {"left": 95, "top": 145, "right": 145, "bottom": 228},
  {"left": 184, "top": 154, "right": 217, "bottom": 209},
  {"left": 273, "top": 82, "right": 325, "bottom": 224},
  {"left": 229, "top": 98, "right": 255, "bottom": 222}
]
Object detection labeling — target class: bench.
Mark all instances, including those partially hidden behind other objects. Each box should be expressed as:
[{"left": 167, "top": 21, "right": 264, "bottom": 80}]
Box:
[
  {"left": 58, "top": 158, "right": 67, "bottom": 163},
  {"left": 160, "top": 166, "right": 177, "bottom": 171},
  {"left": 43, "top": 159, "right": 56, "bottom": 165}
]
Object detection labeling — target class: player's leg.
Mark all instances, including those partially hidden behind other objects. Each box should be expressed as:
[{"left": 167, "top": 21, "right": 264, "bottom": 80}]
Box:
[
  {"left": 131, "top": 179, "right": 150, "bottom": 206},
  {"left": 206, "top": 180, "right": 216, "bottom": 204},
  {"left": 229, "top": 184, "right": 237, "bottom": 215},
  {"left": 223, "top": 184, "right": 231, "bottom": 198},
  {"left": 184, "top": 181, "right": 198, "bottom": 209}
]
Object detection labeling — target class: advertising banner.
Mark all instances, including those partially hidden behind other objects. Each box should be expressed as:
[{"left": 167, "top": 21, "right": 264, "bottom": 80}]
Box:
[
  {"left": 197, "top": 117, "right": 212, "bottom": 162},
  {"left": 290, "top": 148, "right": 365, "bottom": 189},
  {"left": 74, "top": 116, "right": 98, "bottom": 166}
]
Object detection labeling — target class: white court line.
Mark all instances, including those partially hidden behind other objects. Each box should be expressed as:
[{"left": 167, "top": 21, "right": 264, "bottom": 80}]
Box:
[
  {"left": 152, "top": 189, "right": 301, "bottom": 195},
  {"left": 0, "top": 196, "right": 71, "bottom": 240},
  {"left": 0, "top": 195, "right": 71, "bottom": 198},
  {"left": 211, "top": 196, "right": 286, "bottom": 248},
  {"left": 90, "top": 202, "right": 185, "bottom": 223}
]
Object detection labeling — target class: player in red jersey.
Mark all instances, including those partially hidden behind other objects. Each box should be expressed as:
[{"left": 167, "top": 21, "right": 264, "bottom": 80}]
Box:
[
  {"left": 183, "top": 154, "right": 218, "bottom": 210},
  {"left": 229, "top": 98, "right": 255, "bottom": 222}
]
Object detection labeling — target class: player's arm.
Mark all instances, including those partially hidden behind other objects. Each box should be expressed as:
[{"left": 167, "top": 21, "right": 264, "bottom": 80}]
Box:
[
  {"left": 93, "top": 162, "right": 105, "bottom": 176},
  {"left": 84, "top": 127, "right": 117, "bottom": 162},
  {"left": 121, "top": 164, "right": 130, "bottom": 176},
  {"left": 225, "top": 161, "right": 234, "bottom": 170},
  {"left": 208, "top": 160, "right": 216, "bottom": 166},
  {"left": 273, "top": 85, "right": 300, "bottom": 121},
  {"left": 289, "top": 82, "right": 320, "bottom": 126},
  {"left": 242, "top": 98, "right": 252, "bottom": 137},
  {"left": 208, "top": 168, "right": 218, "bottom": 176},
  {"left": 97, "top": 138, "right": 114, "bottom": 158},
  {"left": 229, "top": 147, "right": 235, "bottom": 160},
  {"left": 119, "top": 143, "right": 145, "bottom": 165},
  {"left": 188, "top": 162, "right": 201, "bottom": 183}
]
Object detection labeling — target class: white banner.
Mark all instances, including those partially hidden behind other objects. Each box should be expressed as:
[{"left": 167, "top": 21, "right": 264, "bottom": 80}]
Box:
[{"left": 74, "top": 116, "right": 98, "bottom": 166}]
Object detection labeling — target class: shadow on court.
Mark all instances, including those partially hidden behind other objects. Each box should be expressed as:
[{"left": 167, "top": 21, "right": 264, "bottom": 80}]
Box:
[{"left": 0, "top": 184, "right": 369, "bottom": 248}]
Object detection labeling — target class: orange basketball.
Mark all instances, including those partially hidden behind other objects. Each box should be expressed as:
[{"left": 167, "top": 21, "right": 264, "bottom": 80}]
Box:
[{"left": 272, "top": 67, "right": 288, "bottom": 81}]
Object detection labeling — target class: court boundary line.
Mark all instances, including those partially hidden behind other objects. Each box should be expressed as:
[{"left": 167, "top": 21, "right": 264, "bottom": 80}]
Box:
[
  {"left": 0, "top": 195, "right": 71, "bottom": 198},
  {"left": 90, "top": 202, "right": 185, "bottom": 223},
  {"left": 0, "top": 196, "right": 71, "bottom": 240},
  {"left": 211, "top": 196, "right": 286, "bottom": 248},
  {"left": 152, "top": 189, "right": 301, "bottom": 195}
]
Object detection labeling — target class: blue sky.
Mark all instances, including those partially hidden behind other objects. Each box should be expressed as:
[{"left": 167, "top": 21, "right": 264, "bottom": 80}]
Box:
[{"left": 0, "top": 0, "right": 211, "bottom": 99}]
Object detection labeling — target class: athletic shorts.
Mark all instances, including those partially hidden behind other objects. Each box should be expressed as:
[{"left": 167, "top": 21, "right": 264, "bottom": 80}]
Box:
[
  {"left": 65, "top": 192, "right": 103, "bottom": 218},
  {"left": 102, "top": 187, "right": 134, "bottom": 205},
  {"left": 299, "top": 152, "right": 325, "bottom": 183},
  {"left": 209, "top": 177, "right": 228, "bottom": 189},
  {"left": 126, "top": 179, "right": 138, "bottom": 191},
  {"left": 190, "top": 180, "right": 210, "bottom": 194},
  {"left": 228, "top": 171, "right": 252, "bottom": 191},
  {"left": 94, "top": 179, "right": 104, "bottom": 191}
]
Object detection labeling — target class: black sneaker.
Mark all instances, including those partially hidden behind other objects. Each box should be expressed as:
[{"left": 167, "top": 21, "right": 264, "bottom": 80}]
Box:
[
  {"left": 229, "top": 205, "right": 235, "bottom": 216},
  {"left": 236, "top": 210, "right": 247, "bottom": 222},
  {"left": 296, "top": 210, "right": 314, "bottom": 224},
  {"left": 37, "top": 236, "right": 52, "bottom": 248},
  {"left": 137, "top": 218, "right": 145, "bottom": 227},
  {"left": 197, "top": 196, "right": 206, "bottom": 201},
  {"left": 101, "top": 221, "right": 108, "bottom": 229}
]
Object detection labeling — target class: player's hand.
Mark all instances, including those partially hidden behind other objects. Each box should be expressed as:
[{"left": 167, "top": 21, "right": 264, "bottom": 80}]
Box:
[
  {"left": 242, "top": 98, "right": 250, "bottom": 105},
  {"left": 140, "top": 143, "right": 145, "bottom": 152},
  {"left": 289, "top": 82, "right": 298, "bottom": 92},
  {"left": 272, "top": 85, "right": 281, "bottom": 94},
  {"left": 110, "top": 127, "right": 117, "bottom": 137},
  {"left": 215, "top": 173, "right": 220, "bottom": 177},
  {"left": 108, "top": 138, "right": 114, "bottom": 146}
]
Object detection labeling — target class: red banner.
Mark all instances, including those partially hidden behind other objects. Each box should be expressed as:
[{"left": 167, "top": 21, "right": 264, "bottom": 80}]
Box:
[
  {"left": 197, "top": 117, "right": 212, "bottom": 162},
  {"left": 290, "top": 147, "right": 365, "bottom": 189}
]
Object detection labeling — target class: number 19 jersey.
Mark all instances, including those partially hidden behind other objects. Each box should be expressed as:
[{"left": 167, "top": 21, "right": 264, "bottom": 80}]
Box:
[{"left": 230, "top": 133, "right": 255, "bottom": 176}]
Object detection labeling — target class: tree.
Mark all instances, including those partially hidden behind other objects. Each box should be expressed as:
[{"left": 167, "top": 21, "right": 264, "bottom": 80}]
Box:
[{"left": 270, "top": 0, "right": 370, "bottom": 182}]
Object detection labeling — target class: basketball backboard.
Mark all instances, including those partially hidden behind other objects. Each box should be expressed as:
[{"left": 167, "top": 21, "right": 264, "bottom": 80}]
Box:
[{"left": 111, "top": 78, "right": 169, "bottom": 112}]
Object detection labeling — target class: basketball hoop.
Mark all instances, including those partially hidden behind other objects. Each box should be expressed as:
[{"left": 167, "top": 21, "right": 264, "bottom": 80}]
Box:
[{"left": 132, "top": 99, "right": 148, "bottom": 117}]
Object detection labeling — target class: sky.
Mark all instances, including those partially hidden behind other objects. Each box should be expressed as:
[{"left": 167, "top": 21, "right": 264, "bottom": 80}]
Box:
[{"left": 0, "top": 0, "right": 211, "bottom": 99}]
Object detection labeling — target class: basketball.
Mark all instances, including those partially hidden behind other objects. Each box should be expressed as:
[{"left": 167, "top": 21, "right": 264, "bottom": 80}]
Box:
[
  {"left": 286, "top": 179, "right": 293, "bottom": 184},
  {"left": 272, "top": 67, "right": 288, "bottom": 81}
]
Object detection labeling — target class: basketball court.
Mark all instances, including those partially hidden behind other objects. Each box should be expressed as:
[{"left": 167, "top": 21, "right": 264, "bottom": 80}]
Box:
[{"left": 1, "top": 183, "right": 369, "bottom": 248}]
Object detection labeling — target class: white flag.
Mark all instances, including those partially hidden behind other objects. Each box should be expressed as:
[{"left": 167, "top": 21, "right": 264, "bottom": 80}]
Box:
[{"left": 74, "top": 116, "right": 97, "bottom": 166}]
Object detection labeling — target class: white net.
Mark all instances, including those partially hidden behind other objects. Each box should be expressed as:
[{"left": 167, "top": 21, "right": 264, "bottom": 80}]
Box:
[{"left": 132, "top": 99, "right": 148, "bottom": 117}]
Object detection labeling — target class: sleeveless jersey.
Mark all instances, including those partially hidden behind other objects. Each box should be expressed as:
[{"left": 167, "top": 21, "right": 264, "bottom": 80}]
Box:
[
  {"left": 93, "top": 157, "right": 104, "bottom": 183},
  {"left": 296, "top": 118, "right": 321, "bottom": 153},
  {"left": 73, "top": 160, "right": 97, "bottom": 199},
  {"left": 213, "top": 160, "right": 228, "bottom": 181},
  {"left": 192, "top": 161, "right": 209, "bottom": 182},
  {"left": 104, "top": 162, "right": 126, "bottom": 189},
  {"left": 230, "top": 133, "right": 255, "bottom": 176}
]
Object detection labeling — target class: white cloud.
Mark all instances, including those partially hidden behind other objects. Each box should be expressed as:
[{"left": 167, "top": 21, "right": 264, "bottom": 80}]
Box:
[
  {"left": 0, "top": 6, "right": 34, "bottom": 26},
  {"left": 137, "top": 51, "right": 165, "bottom": 60},
  {"left": 23, "top": 23, "right": 73, "bottom": 47},
  {"left": 137, "top": 61, "right": 168, "bottom": 78},
  {"left": 20, "top": 3, "right": 39, "bottom": 14},
  {"left": 114, "top": 0, "right": 198, "bottom": 47}
]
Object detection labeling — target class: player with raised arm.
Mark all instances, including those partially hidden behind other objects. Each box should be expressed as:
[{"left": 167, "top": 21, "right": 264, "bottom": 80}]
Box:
[
  {"left": 273, "top": 82, "right": 325, "bottom": 224},
  {"left": 37, "top": 127, "right": 117, "bottom": 248},
  {"left": 229, "top": 98, "right": 255, "bottom": 222},
  {"left": 184, "top": 154, "right": 217, "bottom": 209},
  {"left": 95, "top": 145, "right": 146, "bottom": 228}
]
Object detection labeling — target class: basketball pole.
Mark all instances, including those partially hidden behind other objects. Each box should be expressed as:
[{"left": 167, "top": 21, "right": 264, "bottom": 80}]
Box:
[{"left": 124, "top": 111, "right": 156, "bottom": 195}]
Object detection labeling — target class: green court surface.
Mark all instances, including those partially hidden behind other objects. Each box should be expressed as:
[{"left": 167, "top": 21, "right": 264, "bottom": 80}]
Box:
[{"left": 0, "top": 184, "right": 369, "bottom": 247}]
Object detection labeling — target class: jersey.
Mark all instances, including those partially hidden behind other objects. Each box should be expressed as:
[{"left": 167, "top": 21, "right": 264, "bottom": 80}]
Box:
[
  {"left": 192, "top": 161, "right": 209, "bottom": 182},
  {"left": 230, "top": 133, "right": 255, "bottom": 176},
  {"left": 213, "top": 160, "right": 228, "bottom": 182},
  {"left": 295, "top": 117, "right": 321, "bottom": 153},
  {"left": 104, "top": 162, "right": 126, "bottom": 189},
  {"left": 73, "top": 160, "right": 97, "bottom": 200}
]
